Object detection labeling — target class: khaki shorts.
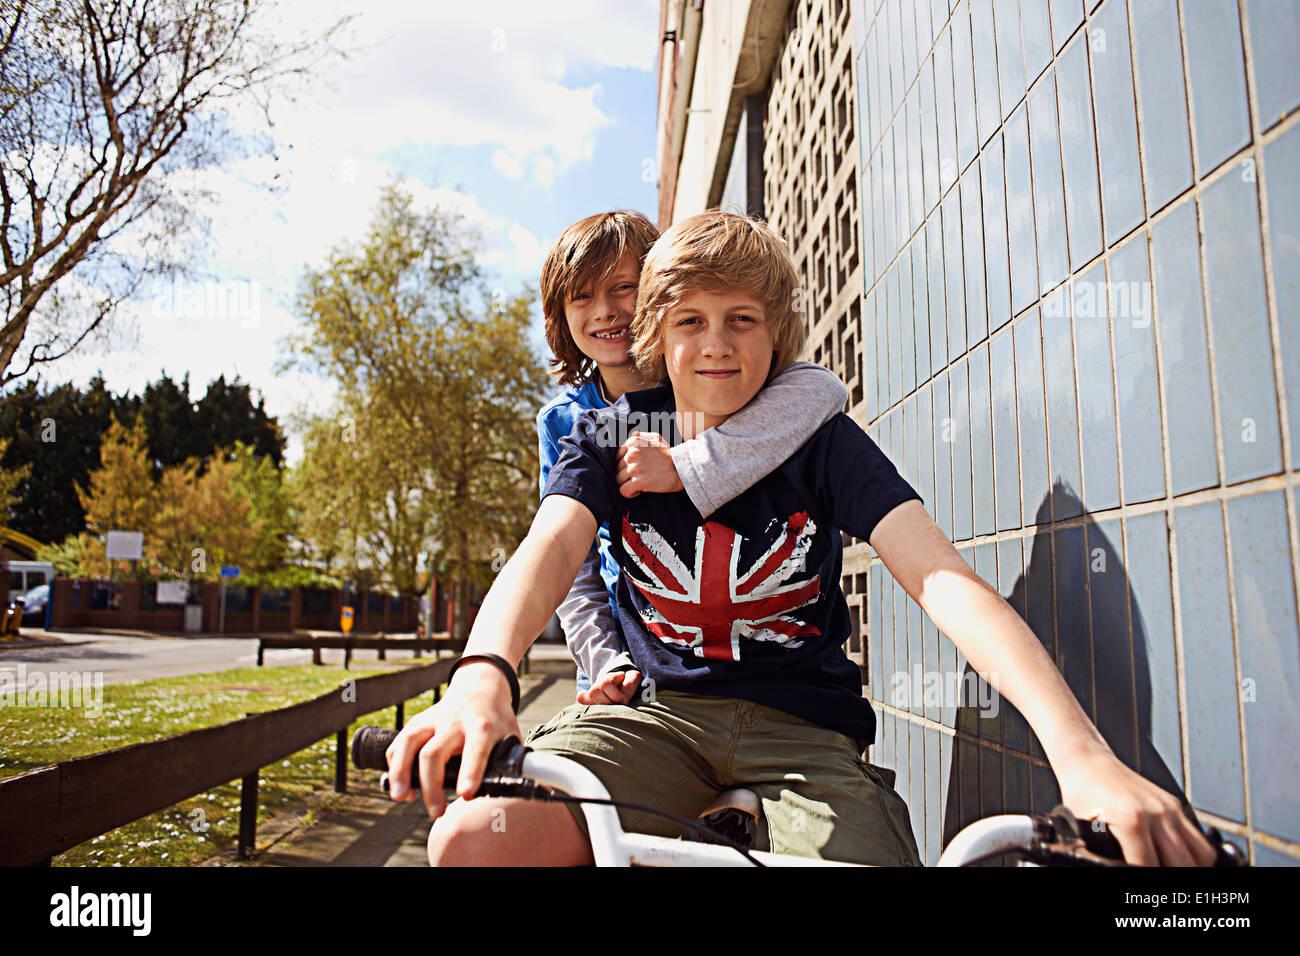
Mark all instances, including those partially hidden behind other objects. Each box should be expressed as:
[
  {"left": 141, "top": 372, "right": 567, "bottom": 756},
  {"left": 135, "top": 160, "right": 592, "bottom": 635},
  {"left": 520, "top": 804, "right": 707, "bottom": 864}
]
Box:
[{"left": 523, "top": 688, "right": 922, "bottom": 866}]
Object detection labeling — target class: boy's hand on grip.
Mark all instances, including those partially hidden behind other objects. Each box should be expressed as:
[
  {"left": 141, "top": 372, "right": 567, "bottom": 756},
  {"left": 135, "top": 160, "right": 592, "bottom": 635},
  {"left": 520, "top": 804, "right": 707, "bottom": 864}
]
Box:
[
  {"left": 384, "top": 659, "right": 521, "bottom": 820},
  {"left": 617, "top": 432, "right": 683, "bottom": 498}
]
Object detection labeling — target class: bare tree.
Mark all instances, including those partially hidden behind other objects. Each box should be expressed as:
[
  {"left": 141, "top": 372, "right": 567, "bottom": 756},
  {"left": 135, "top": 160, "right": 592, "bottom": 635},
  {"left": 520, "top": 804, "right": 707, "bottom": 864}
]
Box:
[{"left": 0, "top": 0, "right": 349, "bottom": 385}]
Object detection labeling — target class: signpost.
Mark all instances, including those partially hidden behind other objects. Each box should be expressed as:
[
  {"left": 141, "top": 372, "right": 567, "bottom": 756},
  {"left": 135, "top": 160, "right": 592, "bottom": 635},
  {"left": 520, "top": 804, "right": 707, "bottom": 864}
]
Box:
[{"left": 219, "top": 566, "right": 239, "bottom": 633}]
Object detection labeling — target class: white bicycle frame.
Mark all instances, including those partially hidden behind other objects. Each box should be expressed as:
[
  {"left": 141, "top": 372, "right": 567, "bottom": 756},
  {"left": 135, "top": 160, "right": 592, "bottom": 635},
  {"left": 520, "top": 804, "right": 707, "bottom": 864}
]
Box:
[{"left": 518, "top": 749, "right": 1039, "bottom": 867}]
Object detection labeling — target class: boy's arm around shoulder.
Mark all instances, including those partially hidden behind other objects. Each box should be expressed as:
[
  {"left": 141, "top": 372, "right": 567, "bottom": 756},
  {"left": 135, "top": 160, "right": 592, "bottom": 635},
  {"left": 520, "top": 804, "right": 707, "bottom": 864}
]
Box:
[{"left": 668, "top": 361, "right": 848, "bottom": 516}]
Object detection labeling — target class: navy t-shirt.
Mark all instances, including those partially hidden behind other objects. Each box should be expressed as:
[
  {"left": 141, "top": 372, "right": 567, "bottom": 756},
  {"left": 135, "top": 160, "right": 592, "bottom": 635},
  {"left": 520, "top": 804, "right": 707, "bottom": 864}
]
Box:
[{"left": 542, "top": 385, "right": 922, "bottom": 746}]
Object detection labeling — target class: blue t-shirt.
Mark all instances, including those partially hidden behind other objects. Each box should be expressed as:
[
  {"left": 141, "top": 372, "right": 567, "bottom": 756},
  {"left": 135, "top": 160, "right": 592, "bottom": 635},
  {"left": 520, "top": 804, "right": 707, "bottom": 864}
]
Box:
[
  {"left": 536, "top": 379, "right": 625, "bottom": 659},
  {"left": 543, "top": 385, "right": 922, "bottom": 745}
]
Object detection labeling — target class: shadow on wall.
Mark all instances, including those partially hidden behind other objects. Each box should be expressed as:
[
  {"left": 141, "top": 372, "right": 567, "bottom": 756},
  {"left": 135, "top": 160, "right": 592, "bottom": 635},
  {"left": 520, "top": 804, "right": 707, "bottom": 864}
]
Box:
[{"left": 941, "top": 481, "right": 1190, "bottom": 862}]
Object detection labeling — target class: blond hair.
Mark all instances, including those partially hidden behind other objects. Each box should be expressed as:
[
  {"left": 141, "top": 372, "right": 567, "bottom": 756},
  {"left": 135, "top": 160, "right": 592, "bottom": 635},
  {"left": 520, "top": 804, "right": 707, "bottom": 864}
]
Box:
[
  {"left": 630, "top": 211, "right": 805, "bottom": 383},
  {"left": 540, "top": 210, "right": 660, "bottom": 386}
]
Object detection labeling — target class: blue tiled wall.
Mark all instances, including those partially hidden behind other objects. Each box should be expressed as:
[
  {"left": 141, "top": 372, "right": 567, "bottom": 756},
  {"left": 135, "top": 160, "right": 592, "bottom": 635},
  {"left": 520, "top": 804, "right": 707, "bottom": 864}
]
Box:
[{"left": 850, "top": 0, "right": 1300, "bottom": 866}]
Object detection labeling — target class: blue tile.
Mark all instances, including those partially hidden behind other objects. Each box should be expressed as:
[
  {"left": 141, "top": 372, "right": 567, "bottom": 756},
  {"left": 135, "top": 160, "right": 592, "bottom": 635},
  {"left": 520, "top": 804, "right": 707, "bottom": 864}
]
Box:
[
  {"left": 990, "top": 329, "right": 1021, "bottom": 530},
  {"left": 1183, "top": 0, "right": 1251, "bottom": 175},
  {"left": 1031, "top": 760, "right": 1061, "bottom": 813},
  {"left": 920, "top": 59, "right": 941, "bottom": 214},
  {"left": 911, "top": 236, "right": 932, "bottom": 390},
  {"left": 872, "top": 151, "right": 886, "bottom": 283},
  {"left": 1248, "top": 0, "right": 1300, "bottom": 129},
  {"left": 894, "top": 578, "right": 909, "bottom": 717},
  {"left": 882, "top": 710, "right": 895, "bottom": 769},
  {"left": 932, "top": 372, "right": 955, "bottom": 539},
  {"left": 880, "top": 557, "right": 896, "bottom": 689},
  {"left": 861, "top": 165, "right": 876, "bottom": 287},
  {"left": 943, "top": 189, "right": 967, "bottom": 360},
  {"left": 899, "top": 256, "right": 917, "bottom": 396},
  {"left": 874, "top": 13, "right": 892, "bottom": 152},
  {"left": 1041, "top": 288, "right": 1084, "bottom": 519},
  {"left": 871, "top": 563, "right": 885, "bottom": 700},
  {"left": 892, "top": 262, "right": 909, "bottom": 409},
  {"left": 889, "top": 0, "right": 906, "bottom": 115},
  {"left": 934, "top": 22, "right": 959, "bottom": 193},
  {"left": 961, "top": 172, "right": 988, "bottom": 347},
  {"left": 1015, "top": 310, "right": 1049, "bottom": 525},
  {"left": 901, "top": 0, "right": 918, "bottom": 86},
  {"left": 1126, "top": 511, "right": 1182, "bottom": 787},
  {"left": 981, "top": 133, "right": 1013, "bottom": 332},
  {"left": 858, "top": 51, "right": 875, "bottom": 167},
  {"left": 1090, "top": 0, "right": 1145, "bottom": 244},
  {"left": 894, "top": 115, "right": 911, "bottom": 253},
  {"left": 1048, "top": 0, "right": 1084, "bottom": 51},
  {"left": 997, "top": 536, "right": 1024, "bottom": 616},
  {"left": 1202, "top": 172, "right": 1283, "bottom": 483},
  {"left": 1088, "top": 518, "right": 1135, "bottom": 768},
  {"left": 1073, "top": 263, "right": 1121, "bottom": 510},
  {"left": 1028, "top": 69, "right": 1070, "bottom": 294},
  {"left": 993, "top": 0, "right": 1026, "bottom": 120},
  {"left": 923, "top": 611, "right": 940, "bottom": 723},
  {"left": 970, "top": 0, "right": 1001, "bottom": 145},
  {"left": 1054, "top": 522, "right": 1093, "bottom": 714},
  {"left": 968, "top": 345, "right": 995, "bottom": 535},
  {"left": 949, "top": 357, "right": 973, "bottom": 541},
  {"left": 863, "top": 279, "right": 879, "bottom": 424},
  {"left": 895, "top": 703, "right": 910, "bottom": 798},
  {"left": 906, "top": 395, "right": 921, "bottom": 493},
  {"left": 918, "top": 381, "right": 936, "bottom": 513},
  {"left": 1004, "top": 107, "right": 1039, "bottom": 313},
  {"left": 1005, "top": 753, "right": 1032, "bottom": 813},
  {"left": 909, "top": 585, "right": 924, "bottom": 717},
  {"left": 1151, "top": 200, "right": 1218, "bottom": 494},
  {"left": 1056, "top": 37, "right": 1103, "bottom": 269},
  {"left": 1253, "top": 844, "right": 1300, "bottom": 868},
  {"left": 875, "top": 288, "right": 890, "bottom": 416},
  {"left": 951, "top": 0, "right": 978, "bottom": 170},
  {"left": 1130, "top": 0, "right": 1192, "bottom": 214},
  {"left": 1229, "top": 491, "right": 1300, "bottom": 842},
  {"left": 1021, "top": 0, "right": 1053, "bottom": 84},
  {"left": 884, "top": 126, "right": 899, "bottom": 268},
  {"left": 1174, "top": 501, "right": 1244, "bottom": 822},
  {"left": 906, "top": 87, "right": 925, "bottom": 235},
  {"left": 925, "top": 725, "right": 941, "bottom": 863},
  {"left": 916, "top": 0, "right": 935, "bottom": 54},
  {"left": 854, "top": 0, "right": 872, "bottom": 56},
  {"left": 910, "top": 717, "right": 926, "bottom": 849},
  {"left": 1265, "top": 126, "right": 1300, "bottom": 472},
  {"left": 980, "top": 746, "right": 1003, "bottom": 819},
  {"left": 1024, "top": 534, "right": 1055, "bottom": 773},
  {"left": 1110, "top": 234, "right": 1166, "bottom": 504},
  {"left": 927, "top": 216, "right": 948, "bottom": 373}
]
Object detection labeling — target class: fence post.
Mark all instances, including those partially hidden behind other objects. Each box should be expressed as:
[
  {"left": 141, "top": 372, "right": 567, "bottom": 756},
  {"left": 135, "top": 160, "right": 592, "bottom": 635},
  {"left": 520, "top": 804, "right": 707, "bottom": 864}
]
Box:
[
  {"left": 238, "top": 771, "right": 259, "bottom": 859},
  {"left": 256, "top": 640, "right": 265, "bottom": 667},
  {"left": 335, "top": 731, "right": 347, "bottom": 793},
  {"left": 395, "top": 701, "right": 404, "bottom": 730}
]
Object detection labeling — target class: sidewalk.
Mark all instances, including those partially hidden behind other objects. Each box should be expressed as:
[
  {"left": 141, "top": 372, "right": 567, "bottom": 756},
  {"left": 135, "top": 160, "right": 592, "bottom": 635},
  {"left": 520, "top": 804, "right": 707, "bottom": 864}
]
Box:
[{"left": 200, "top": 656, "right": 579, "bottom": 867}]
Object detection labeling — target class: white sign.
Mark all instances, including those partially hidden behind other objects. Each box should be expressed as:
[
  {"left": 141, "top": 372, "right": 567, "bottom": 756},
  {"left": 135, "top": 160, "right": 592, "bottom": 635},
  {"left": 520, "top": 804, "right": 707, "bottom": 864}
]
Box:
[
  {"left": 156, "top": 580, "right": 188, "bottom": 605},
  {"left": 105, "top": 530, "right": 144, "bottom": 560}
]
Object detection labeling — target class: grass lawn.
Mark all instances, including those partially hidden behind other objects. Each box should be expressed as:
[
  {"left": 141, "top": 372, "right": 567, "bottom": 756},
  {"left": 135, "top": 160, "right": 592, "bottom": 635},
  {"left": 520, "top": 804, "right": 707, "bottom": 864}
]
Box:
[{"left": 0, "top": 661, "right": 444, "bottom": 867}]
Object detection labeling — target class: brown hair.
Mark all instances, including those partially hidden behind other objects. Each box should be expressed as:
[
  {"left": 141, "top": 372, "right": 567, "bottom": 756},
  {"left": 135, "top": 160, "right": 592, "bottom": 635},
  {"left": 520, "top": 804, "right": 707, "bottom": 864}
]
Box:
[
  {"left": 630, "top": 211, "right": 805, "bottom": 383},
  {"left": 540, "top": 210, "right": 660, "bottom": 386}
]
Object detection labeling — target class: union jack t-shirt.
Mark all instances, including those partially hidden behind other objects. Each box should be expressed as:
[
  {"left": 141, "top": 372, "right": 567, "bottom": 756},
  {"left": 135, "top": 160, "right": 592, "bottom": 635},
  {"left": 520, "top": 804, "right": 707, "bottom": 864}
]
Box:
[{"left": 543, "top": 385, "right": 921, "bottom": 745}]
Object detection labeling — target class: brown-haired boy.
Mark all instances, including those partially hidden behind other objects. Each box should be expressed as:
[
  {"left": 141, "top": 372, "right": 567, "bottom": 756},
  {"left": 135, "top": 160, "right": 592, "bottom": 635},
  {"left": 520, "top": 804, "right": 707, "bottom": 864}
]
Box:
[{"left": 392, "top": 212, "right": 1217, "bottom": 868}]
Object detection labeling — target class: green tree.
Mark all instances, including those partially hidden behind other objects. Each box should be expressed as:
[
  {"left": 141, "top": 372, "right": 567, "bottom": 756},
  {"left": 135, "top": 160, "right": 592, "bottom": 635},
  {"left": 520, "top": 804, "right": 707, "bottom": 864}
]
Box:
[
  {"left": 74, "top": 417, "right": 156, "bottom": 576},
  {"left": 286, "top": 184, "right": 550, "bottom": 636}
]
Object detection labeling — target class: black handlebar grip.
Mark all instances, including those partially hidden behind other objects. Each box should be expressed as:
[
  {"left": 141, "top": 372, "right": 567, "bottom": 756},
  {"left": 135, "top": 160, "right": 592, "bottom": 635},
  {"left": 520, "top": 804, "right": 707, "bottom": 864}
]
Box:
[{"left": 350, "top": 725, "right": 465, "bottom": 791}]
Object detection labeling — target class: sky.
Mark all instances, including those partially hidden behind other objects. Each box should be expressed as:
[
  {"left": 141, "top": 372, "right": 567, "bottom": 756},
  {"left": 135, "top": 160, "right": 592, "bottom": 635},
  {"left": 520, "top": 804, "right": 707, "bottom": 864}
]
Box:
[{"left": 22, "top": 0, "right": 662, "bottom": 463}]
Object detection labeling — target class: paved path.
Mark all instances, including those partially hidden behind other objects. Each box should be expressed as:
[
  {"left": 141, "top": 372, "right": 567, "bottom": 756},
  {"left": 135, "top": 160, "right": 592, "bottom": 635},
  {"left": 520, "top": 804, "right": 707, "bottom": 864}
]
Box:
[{"left": 202, "top": 657, "right": 580, "bottom": 867}]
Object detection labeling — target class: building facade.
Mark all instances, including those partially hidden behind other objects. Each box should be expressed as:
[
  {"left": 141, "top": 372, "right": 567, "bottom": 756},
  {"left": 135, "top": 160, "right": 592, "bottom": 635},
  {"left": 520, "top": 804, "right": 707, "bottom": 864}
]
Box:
[{"left": 656, "top": 0, "right": 1299, "bottom": 866}]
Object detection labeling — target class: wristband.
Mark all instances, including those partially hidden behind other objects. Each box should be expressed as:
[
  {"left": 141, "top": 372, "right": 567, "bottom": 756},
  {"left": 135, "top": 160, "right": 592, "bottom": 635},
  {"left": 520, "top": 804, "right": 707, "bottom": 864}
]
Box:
[{"left": 448, "top": 653, "right": 521, "bottom": 714}]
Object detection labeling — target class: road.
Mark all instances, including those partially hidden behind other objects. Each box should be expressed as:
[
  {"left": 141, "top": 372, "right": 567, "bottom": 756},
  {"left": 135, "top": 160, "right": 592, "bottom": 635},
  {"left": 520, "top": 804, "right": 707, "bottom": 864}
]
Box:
[{"left": 0, "top": 632, "right": 574, "bottom": 690}]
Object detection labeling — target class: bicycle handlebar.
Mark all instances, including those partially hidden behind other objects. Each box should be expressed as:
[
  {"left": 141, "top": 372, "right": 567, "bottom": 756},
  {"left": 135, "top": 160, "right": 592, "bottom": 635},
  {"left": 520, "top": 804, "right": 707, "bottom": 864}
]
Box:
[{"left": 350, "top": 725, "right": 527, "bottom": 795}]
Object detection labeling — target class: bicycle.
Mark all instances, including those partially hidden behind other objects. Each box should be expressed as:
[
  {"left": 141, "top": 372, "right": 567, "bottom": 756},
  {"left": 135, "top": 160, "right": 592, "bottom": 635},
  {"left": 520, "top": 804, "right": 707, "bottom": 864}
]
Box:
[{"left": 351, "top": 726, "right": 1248, "bottom": 867}]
